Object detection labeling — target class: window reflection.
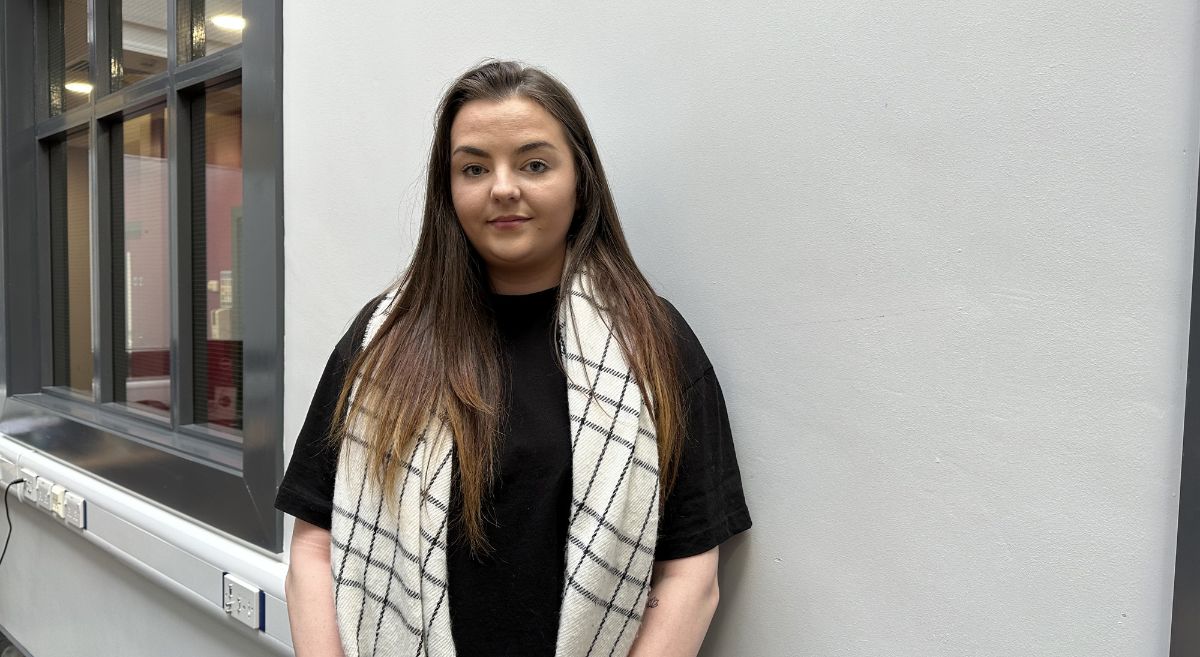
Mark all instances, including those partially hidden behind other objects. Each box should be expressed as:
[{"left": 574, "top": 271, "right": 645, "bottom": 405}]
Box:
[
  {"left": 49, "top": 129, "right": 94, "bottom": 398},
  {"left": 49, "top": 0, "right": 91, "bottom": 115},
  {"left": 179, "top": 0, "right": 244, "bottom": 62},
  {"left": 113, "top": 106, "right": 170, "bottom": 416},
  {"left": 192, "top": 82, "right": 243, "bottom": 433},
  {"left": 113, "top": 0, "right": 168, "bottom": 89}
]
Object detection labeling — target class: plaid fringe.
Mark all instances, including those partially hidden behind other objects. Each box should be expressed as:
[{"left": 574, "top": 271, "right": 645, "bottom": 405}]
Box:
[{"left": 330, "top": 271, "right": 660, "bottom": 657}]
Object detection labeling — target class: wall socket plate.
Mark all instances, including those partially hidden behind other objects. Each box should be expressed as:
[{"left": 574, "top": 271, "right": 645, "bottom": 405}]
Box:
[
  {"left": 36, "top": 477, "right": 55, "bottom": 512},
  {"left": 50, "top": 484, "right": 67, "bottom": 518},
  {"left": 222, "top": 573, "right": 263, "bottom": 630},
  {"left": 63, "top": 492, "right": 86, "bottom": 529},
  {"left": 20, "top": 469, "right": 38, "bottom": 506}
]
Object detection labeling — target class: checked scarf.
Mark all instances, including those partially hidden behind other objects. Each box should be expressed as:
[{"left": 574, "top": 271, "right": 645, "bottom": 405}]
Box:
[{"left": 330, "top": 270, "right": 661, "bottom": 656}]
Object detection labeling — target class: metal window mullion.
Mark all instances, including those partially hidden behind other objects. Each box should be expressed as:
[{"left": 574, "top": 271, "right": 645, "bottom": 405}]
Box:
[
  {"left": 165, "top": 0, "right": 192, "bottom": 429},
  {"left": 188, "top": 89, "right": 207, "bottom": 428},
  {"left": 110, "top": 120, "right": 127, "bottom": 406},
  {"left": 86, "top": 0, "right": 109, "bottom": 402},
  {"left": 28, "top": 2, "right": 55, "bottom": 391},
  {"left": 240, "top": 0, "right": 286, "bottom": 549},
  {"left": 173, "top": 47, "right": 241, "bottom": 91},
  {"left": 92, "top": 116, "right": 115, "bottom": 403},
  {"left": 94, "top": 76, "right": 171, "bottom": 121},
  {"left": 36, "top": 138, "right": 56, "bottom": 390},
  {"left": 168, "top": 94, "right": 195, "bottom": 430},
  {"left": 46, "top": 138, "right": 69, "bottom": 389},
  {"left": 36, "top": 106, "right": 92, "bottom": 140}
]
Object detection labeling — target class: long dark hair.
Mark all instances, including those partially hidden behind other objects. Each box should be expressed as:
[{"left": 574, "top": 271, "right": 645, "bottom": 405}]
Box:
[{"left": 330, "top": 60, "right": 684, "bottom": 555}]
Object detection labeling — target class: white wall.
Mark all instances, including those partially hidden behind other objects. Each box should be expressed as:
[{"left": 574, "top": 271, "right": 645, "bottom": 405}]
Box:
[{"left": 285, "top": 1, "right": 1200, "bottom": 655}]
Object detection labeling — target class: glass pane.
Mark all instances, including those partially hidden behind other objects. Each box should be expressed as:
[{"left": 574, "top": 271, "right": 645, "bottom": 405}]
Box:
[
  {"left": 112, "top": 0, "right": 168, "bottom": 89},
  {"left": 178, "top": 0, "right": 244, "bottom": 63},
  {"left": 49, "top": 128, "right": 94, "bottom": 398},
  {"left": 191, "top": 82, "right": 242, "bottom": 433},
  {"left": 48, "top": 0, "right": 92, "bottom": 115},
  {"left": 113, "top": 105, "right": 170, "bottom": 416}
]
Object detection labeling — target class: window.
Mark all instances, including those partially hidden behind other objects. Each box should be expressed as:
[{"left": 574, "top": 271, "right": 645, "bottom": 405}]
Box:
[
  {"left": 0, "top": 0, "right": 284, "bottom": 550},
  {"left": 48, "top": 127, "right": 95, "bottom": 399},
  {"left": 113, "top": 102, "right": 170, "bottom": 417}
]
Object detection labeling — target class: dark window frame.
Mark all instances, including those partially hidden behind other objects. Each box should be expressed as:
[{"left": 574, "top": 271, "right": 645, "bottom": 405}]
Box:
[{"left": 0, "top": 0, "right": 284, "bottom": 551}]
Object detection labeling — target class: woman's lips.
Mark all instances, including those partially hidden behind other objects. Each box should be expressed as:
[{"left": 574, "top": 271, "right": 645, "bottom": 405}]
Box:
[{"left": 488, "top": 215, "right": 530, "bottom": 229}]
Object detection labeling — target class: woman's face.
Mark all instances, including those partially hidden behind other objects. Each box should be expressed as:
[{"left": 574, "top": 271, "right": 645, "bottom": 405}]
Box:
[{"left": 449, "top": 96, "right": 577, "bottom": 294}]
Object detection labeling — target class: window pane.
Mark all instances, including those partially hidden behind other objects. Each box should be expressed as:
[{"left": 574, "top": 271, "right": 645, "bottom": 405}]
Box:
[
  {"left": 191, "top": 82, "right": 242, "bottom": 433},
  {"left": 48, "top": 0, "right": 92, "bottom": 115},
  {"left": 49, "top": 128, "right": 94, "bottom": 398},
  {"left": 178, "top": 0, "right": 244, "bottom": 63},
  {"left": 113, "top": 106, "right": 170, "bottom": 416},
  {"left": 112, "top": 0, "right": 168, "bottom": 89}
]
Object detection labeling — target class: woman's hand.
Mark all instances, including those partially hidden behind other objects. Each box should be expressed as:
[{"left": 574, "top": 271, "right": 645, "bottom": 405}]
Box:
[
  {"left": 627, "top": 546, "right": 721, "bottom": 657},
  {"left": 285, "top": 519, "right": 346, "bottom": 657}
]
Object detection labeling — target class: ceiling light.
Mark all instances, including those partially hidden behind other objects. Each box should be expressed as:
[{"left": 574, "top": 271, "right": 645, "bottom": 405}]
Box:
[
  {"left": 211, "top": 15, "right": 246, "bottom": 31},
  {"left": 64, "top": 82, "right": 93, "bottom": 95}
]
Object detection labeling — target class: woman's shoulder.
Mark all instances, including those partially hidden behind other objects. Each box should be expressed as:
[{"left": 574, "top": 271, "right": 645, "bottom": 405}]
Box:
[
  {"left": 334, "top": 292, "right": 392, "bottom": 362},
  {"left": 656, "top": 296, "right": 715, "bottom": 389}
]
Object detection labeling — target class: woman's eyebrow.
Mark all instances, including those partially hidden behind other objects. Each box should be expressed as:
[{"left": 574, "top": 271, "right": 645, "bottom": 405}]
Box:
[
  {"left": 452, "top": 145, "right": 489, "bottom": 157},
  {"left": 451, "top": 141, "right": 557, "bottom": 158},
  {"left": 515, "top": 140, "right": 556, "bottom": 154}
]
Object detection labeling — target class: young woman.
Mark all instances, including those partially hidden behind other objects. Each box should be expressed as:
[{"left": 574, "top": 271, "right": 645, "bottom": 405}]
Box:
[{"left": 275, "top": 60, "right": 751, "bottom": 657}]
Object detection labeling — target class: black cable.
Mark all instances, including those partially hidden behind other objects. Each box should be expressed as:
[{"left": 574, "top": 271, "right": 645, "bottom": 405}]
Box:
[{"left": 0, "top": 479, "right": 24, "bottom": 569}]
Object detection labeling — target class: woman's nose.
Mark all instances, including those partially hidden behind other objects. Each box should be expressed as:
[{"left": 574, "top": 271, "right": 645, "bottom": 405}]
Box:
[{"left": 491, "top": 171, "right": 521, "bottom": 202}]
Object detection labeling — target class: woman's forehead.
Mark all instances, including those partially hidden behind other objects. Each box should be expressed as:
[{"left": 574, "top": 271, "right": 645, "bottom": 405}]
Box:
[{"left": 450, "top": 97, "right": 567, "bottom": 149}]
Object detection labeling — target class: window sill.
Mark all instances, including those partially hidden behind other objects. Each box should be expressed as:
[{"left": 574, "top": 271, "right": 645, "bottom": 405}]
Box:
[{"left": 0, "top": 394, "right": 278, "bottom": 549}]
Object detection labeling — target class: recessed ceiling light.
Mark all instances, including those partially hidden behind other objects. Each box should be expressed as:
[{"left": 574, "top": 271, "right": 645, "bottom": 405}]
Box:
[
  {"left": 211, "top": 14, "right": 246, "bottom": 31},
  {"left": 64, "top": 82, "right": 93, "bottom": 94}
]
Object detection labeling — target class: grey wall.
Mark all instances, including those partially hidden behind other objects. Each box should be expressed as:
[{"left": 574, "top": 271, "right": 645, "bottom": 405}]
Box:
[{"left": 283, "top": 1, "right": 1200, "bottom": 655}]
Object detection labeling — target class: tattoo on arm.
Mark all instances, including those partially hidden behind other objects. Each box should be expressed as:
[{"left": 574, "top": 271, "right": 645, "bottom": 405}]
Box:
[{"left": 647, "top": 596, "right": 659, "bottom": 608}]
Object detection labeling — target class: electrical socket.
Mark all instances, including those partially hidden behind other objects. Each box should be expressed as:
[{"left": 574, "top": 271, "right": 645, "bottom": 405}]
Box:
[
  {"left": 50, "top": 485, "right": 67, "bottom": 518},
  {"left": 222, "top": 573, "right": 263, "bottom": 630},
  {"left": 63, "top": 492, "right": 86, "bottom": 529},
  {"left": 36, "top": 477, "right": 55, "bottom": 512},
  {"left": 20, "top": 469, "right": 38, "bottom": 506}
]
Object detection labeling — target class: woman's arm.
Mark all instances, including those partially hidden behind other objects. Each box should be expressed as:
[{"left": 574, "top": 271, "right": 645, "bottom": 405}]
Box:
[
  {"left": 627, "top": 546, "right": 721, "bottom": 657},
  {"left": 285, "top": 519, "right": 346, "bottom": 657}
]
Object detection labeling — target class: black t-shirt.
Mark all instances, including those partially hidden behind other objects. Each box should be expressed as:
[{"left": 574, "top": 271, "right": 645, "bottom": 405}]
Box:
[{"left": 275, "top": 287, "right": 751, "bottom": 656}]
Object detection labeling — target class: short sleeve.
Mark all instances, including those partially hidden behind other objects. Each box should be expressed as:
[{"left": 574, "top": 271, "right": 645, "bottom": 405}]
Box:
[
  {"left": 655, "top": 364, "right": 753, "bottom": 560},
  {"left": 274, "top": 301, "right": 377, "bottom": 530}
]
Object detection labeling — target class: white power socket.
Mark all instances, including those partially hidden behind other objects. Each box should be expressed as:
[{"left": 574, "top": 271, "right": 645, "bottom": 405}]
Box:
[
  {"left": 36, "top": 477, "right": 55, "bottom": 512},
  {"left": 20, "top": 469, "right": 38, "bottom": 506},
  {"left": 222, "top": 573, "right": 263, "bottom": 630},
  {"left": 50, "top": 484, "right": 67, "bottom": 518},
  {"left": 63, "top": 492, "right": 86, "bottom": 529}
]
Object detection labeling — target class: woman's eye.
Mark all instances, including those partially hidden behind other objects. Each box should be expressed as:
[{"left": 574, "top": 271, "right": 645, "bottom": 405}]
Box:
[
  {"left": 462, "top": 164, "right": 486, "bottom": 177},
  {"left": 525, "top": 160, "right": 549, "bottom": 174}
]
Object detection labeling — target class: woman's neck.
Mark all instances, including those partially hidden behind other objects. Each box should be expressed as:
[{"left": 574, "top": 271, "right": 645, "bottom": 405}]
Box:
[{"left": 486, "top": 253, "right": 565, "bottom": 295}]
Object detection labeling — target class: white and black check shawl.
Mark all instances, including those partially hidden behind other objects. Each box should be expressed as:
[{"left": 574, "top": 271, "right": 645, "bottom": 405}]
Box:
[{"left": 330, "top": 271, "right": 661, "bottom": 657}]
